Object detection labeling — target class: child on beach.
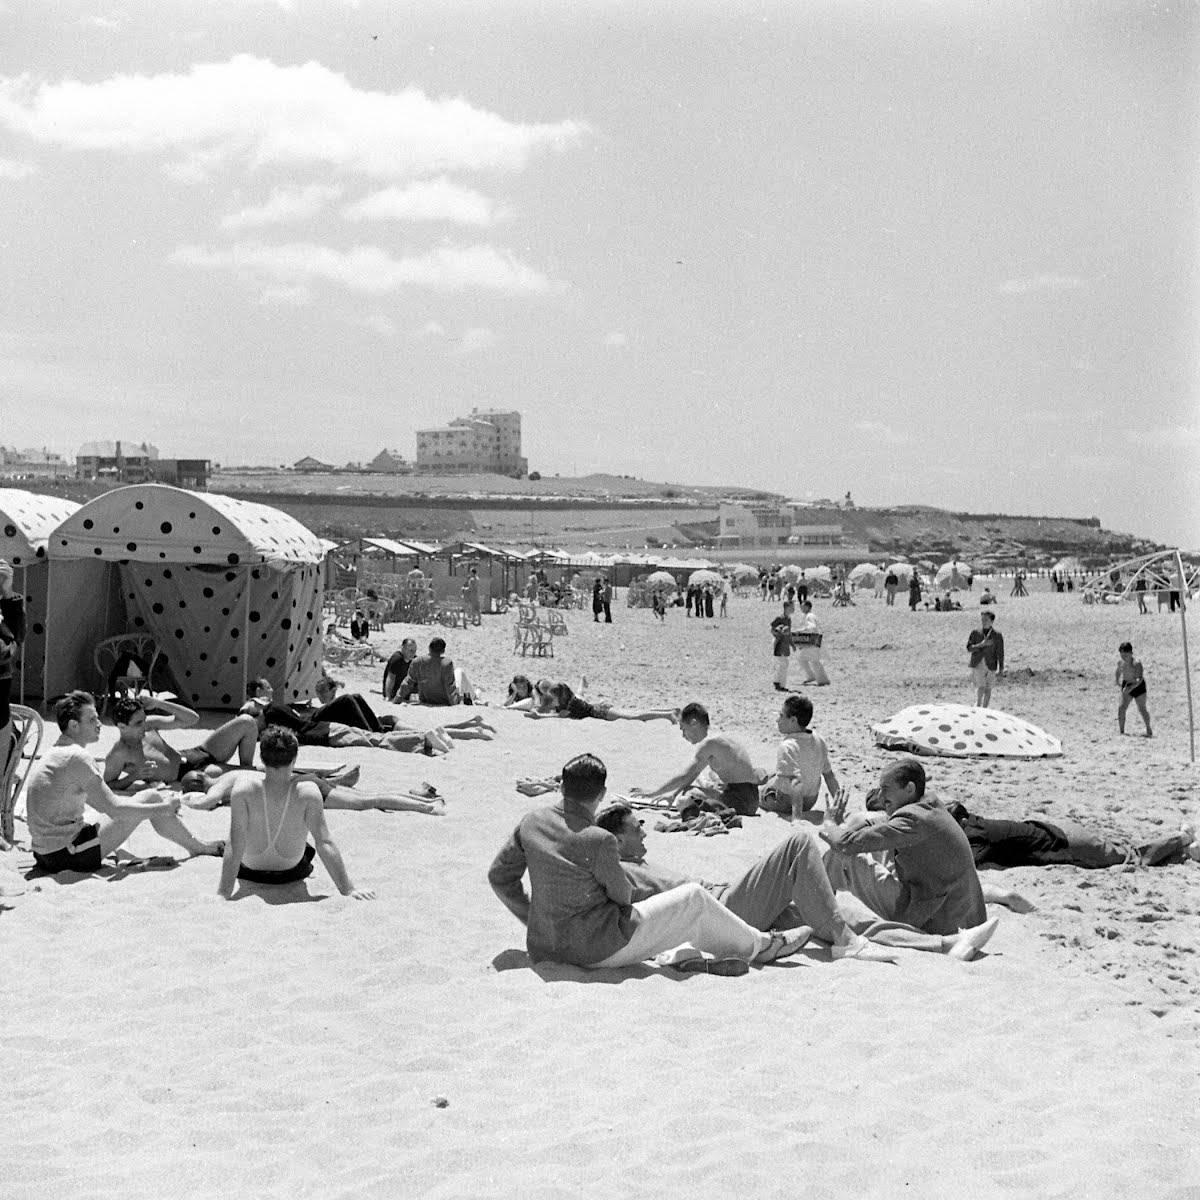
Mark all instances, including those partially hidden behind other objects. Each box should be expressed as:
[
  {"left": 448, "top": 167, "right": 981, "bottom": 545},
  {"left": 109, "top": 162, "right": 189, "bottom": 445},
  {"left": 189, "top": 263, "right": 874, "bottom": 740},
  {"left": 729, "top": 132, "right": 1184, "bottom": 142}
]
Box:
[
  {"left": 652, "top": 592, "right": 667, "bottom": 622},
  {"left": 1116, "top": 641, "right": 1152, "bottom": 737},
  {"left": 760, "top": 693, "right": 841, "bottom": 821},
  {"left": 770, "top": 607, "right": 793, "bottom": 692},
  {"left": 504, "top": 675, "right": 535, "bottom": 709}
]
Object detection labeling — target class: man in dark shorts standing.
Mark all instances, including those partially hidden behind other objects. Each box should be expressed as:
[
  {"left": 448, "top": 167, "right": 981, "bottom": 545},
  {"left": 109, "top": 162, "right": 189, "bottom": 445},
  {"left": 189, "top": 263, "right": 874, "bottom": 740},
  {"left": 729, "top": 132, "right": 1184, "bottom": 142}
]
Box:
[
  {"left": 104, "top": 695, "right": 259, "bottom": 790},
  {"left": 26, "top": 691, "right": 223, "bottom": 873}
]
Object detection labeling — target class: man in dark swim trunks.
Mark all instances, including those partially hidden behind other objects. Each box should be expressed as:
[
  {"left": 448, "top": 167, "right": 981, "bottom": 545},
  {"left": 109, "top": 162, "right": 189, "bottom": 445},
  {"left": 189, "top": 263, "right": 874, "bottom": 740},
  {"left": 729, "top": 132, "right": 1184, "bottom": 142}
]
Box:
[
  {"left": 25, "top": 691, "right": 223, "bottom": 873},
  {"left": 217, "top": 726, "right": 375, "bottom": 898},
  {"left": 104, "top": 696, "right": 259, "bottom": 791}
]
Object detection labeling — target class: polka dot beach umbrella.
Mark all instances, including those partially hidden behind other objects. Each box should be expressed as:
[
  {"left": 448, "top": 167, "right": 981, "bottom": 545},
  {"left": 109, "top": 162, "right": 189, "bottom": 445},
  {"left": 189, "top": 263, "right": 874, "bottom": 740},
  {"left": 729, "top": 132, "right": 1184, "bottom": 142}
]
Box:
[
  {"left": 935, "top": 560, "right": 973, "bottom": 589},
  {"left": 872, "top": 703, "right": 1063, "bottom": 759}
]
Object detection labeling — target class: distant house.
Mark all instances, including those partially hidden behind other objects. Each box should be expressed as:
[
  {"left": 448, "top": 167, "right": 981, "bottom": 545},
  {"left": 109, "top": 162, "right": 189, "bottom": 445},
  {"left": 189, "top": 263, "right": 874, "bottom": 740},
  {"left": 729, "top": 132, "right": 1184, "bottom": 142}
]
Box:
[
  {"left": 292, "top": 456, "right": 335, "bottom": 472},
  {"left": 77, "top": 440, "right": 158, "bottom": 482},
  {"left": 415, "top": 408, "right": 526, "bottom": 475},
  {"left": 150, "top": 459, "right": 211, "bottom": 489},
  {"left": 367, "top": 448, "right": 412, "bottom": 474},
  {"left": 0, "top": 445, "right": 74, "bottom": 480}
]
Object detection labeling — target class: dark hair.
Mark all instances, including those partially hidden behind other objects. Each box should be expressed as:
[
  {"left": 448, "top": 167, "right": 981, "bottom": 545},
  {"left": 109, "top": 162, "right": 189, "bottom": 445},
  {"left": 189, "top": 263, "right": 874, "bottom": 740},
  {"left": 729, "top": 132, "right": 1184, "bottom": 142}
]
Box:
[
  {"left": 55, "top": 689, "right": 96, "bottom": 732},
  {"left": 429, "top": 637, "right": 446, "bottom": 655},
  {"left": 549, "top": 682, "right": 575, "bottom": 712},
  {"left": 782, "top": 693, "right": 813, "bottom": 728},
  {"left": 679, "top": 701, "right": 709, "bottom": 728},
  {"left": 595, "top": 801, "right": 635, "bottom": 835},
  {"left": 248, "top": 677, "right": 271, "bottom": 700},
  {"left": 800, "top": 600, "right": 812, "bottom": 612},
  {"left": 259, "top": 725, "right": 300, "bottom": 768},
  {"left": 981, "top": 610, "right": 995, "bottom": 622},
  {"left": 508, "top": 675, "right": 533, "bottom": 700},
  {"left": 1118, "top": 641, "right": 1133, "bottom": 653},
  {"left": 886, "top": 757, "right": 926, "bottom": 800},
  {"left": 180, "top": 770, "right": 209, "bottom": 794},
  {"left": 561, "top": 753, "right": 607, "bottom": 804},
  {"left": 111, "top": 697, "right": 143, "bottom": 727}
]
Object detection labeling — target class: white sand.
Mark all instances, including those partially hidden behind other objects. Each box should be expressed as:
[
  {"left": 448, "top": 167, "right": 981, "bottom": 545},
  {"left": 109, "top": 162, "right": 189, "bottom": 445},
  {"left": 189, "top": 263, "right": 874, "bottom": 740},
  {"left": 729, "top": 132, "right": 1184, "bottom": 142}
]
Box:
[{"left": 3, "top": 588, "right": 1198, "bottom": 1198}]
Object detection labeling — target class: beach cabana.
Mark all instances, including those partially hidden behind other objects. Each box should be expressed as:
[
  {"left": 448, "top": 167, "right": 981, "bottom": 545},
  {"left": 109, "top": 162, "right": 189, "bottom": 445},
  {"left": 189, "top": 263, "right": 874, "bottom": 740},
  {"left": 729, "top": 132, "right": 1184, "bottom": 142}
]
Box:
[
  {"left": 935, "top": 560, "right": 974, "bottom": 589},
  {"left": 44, "top": 484, "right": 325, "bottom": 709},
  {"left": 886, "top": 561, "right": 914, "bottom": 583},
  {"left": 0, "top": 488, "right": 81, "bottom": 702},
  {"left": 848, "top": 562, "right": 882, "bottom": 588}
]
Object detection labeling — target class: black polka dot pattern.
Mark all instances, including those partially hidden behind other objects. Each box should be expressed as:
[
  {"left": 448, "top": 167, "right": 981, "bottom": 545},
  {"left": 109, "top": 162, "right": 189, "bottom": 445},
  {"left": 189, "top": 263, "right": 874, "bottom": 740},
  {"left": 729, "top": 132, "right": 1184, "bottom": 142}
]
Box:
[{"left": 872, "top": 704, "right": 1062, "bottom": 759}]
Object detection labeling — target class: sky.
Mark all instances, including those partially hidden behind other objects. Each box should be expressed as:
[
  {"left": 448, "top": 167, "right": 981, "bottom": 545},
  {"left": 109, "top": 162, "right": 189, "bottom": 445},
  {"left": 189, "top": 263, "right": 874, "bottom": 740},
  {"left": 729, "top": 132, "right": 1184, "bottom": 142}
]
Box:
[{"left": 1, "top": 0, "right": 1197, "bottom": 546}]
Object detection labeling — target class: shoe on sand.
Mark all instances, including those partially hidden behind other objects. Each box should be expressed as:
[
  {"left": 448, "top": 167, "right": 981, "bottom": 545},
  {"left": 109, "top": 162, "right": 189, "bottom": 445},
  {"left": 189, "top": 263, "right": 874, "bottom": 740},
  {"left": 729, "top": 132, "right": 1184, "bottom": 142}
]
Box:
[
  {"left": 674, "top": 956, "right": 750, "bottom": 977},
  {"left": 753, "top": 926, "right": 813, "bottom": 965},
  {"left": 949, "top": 916, "right": 1000, "bottom": 961},
  {"left": 831, "top": 934, "right": 897, "bottom": 964}
]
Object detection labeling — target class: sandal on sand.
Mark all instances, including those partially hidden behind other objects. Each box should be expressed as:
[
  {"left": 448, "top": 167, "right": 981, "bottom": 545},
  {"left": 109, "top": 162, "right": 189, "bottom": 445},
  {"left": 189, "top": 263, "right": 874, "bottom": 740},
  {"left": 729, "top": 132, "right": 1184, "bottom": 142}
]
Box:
[
  {"left": 674, "top": 956, "right": 750, "bottom": 977},
  {"left": 948, "top": 916, "right": 1000, "bottom": 961},
  {"left": 831, "top": 935, "right": 898, "bottom": 963},
  {"left": 753, "top": 927, "right": 813, "bottom": 965}
]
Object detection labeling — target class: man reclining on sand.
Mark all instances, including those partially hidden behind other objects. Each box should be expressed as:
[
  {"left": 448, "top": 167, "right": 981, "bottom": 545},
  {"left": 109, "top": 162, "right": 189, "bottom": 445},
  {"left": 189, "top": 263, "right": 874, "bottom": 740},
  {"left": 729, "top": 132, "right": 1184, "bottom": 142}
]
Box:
[
  {"left": 819, "top": 758, "right": 999, "bottom": 955},
  {"left": 522, "top": 682, "right": 676, "bottom": 724},
  {"left": 26, "top": 691, "right": 223, "bottom": 874},
  {"left": 241, "top": 678, "right": 493, "bottom": 754},
  {"left": 631, "top": 702, "right": 762, "bottom": 817},
  {"left": 217, "top": 726, "right": 375, "bottom": 900},
  {"left": 183, "top": 767, "right": 444, "bottom": 816},
  {"left": 104, "top": 695, "right": 259, "bottom": 791},
  {"left": 488, "top": 753, "right": 809, "bottom": 973}
]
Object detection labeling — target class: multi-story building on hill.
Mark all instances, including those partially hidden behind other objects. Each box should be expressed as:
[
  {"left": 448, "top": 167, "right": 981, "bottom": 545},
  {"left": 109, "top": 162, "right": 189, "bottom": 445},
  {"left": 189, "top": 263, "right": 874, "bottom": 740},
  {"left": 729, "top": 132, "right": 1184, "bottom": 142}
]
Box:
[
  {"left": 77, "top": 441, "right": 210, "bottom": 488},
  {"left": 0, "top": 445, "right": 74, "bottom": 480},
  {"left": 415, "top": 408, "right": 527, "bottom": 476}
]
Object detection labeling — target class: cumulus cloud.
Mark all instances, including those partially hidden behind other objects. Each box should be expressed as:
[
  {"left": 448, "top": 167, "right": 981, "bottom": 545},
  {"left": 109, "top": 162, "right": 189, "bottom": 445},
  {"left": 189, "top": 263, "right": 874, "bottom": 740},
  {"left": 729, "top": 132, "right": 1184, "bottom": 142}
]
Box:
[
  {"left": 997, "top": 274, "right": 1088, "bottom": 295},
  {"left": 221, "top": 184, "right": 342, "bottom": 231},
  {"left": 0, "top": 56, "right": 587, "bottom": 181},
  {"left": 853, "top": 419, "right": 908, "bottom": 445},
  {"left": 456, "top": 327, "right": 496, "bottom": 354},
  {"left": 414, "top": 320, "right": 446, "bottom": 338},
  {"left": 0, "top": 156, "right": 35, "bottom": 179},
  {"left": 342, "top": 178, "right": 497, "bottom": 226},
  {"left": 603, "top": 331, "right": 627, "bottom": 347},
  {"left": 359, "top": 310, "right": 397, "bottom": 338},
  {"left": 170, "top": 240, "right": 561, "bottom": 294}
]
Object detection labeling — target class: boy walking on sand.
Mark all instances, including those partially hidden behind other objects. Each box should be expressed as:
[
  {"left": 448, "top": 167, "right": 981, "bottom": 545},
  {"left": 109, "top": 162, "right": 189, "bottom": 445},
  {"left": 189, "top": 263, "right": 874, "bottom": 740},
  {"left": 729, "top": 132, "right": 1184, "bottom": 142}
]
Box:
[
  {"left": 1116, "top": 641, "right": 1152, "bottom": 737},
  {"left": 770, "top": 605, "right": 793, "bottom": 692},
  {"left": 759, "top": 693, "right": 841, "bottom": 822}
]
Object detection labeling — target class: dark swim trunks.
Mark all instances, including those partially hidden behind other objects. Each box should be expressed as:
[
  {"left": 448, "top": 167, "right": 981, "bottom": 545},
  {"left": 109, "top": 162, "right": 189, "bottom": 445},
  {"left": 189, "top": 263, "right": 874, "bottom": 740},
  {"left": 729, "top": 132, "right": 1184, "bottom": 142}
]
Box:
[
  {"left": 177, "top": 745, "right": 221, "bottom": 781},
  {"left": 33, "top": 822, "right": 104, "bottom": 873},
  {"left": 236, "top": 843, "right": 316, "bottom": 885},
  {"left": 720, "top": 781, "right": 760, "bottom": 817},
  {"left": 1127, "top": 680, "right": 1147, "bottom": 699}
]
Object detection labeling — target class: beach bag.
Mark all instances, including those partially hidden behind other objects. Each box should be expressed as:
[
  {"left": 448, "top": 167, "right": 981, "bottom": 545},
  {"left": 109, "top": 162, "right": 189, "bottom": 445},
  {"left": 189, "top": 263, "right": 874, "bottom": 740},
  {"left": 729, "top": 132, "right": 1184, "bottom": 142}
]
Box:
[{"left": 792, "top": 630, "right": 823, "bottom": 648}]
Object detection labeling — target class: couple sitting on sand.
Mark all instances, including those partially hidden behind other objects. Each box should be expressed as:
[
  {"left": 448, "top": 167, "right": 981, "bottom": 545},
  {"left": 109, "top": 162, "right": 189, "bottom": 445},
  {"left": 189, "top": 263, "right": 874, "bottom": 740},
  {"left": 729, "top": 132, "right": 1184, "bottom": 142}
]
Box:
[{"left": 489, "top": 752, "right": 1000, "bottom": 975}]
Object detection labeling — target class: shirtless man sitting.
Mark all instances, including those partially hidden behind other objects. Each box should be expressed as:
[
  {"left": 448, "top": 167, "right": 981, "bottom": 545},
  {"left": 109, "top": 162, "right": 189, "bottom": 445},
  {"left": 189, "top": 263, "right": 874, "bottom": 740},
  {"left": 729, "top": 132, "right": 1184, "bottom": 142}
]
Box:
[
  {"left": 103, "top": 695, "right": 258, "bottom": 792},
  {"left": 633, "top": 701, "right": 762, "bottom": 816},
  {"left": 25, "top": 690, "right": 223, "bottom": 873},
  {"left": 217, "top": 726, "right": 375, "bottom": 899}
]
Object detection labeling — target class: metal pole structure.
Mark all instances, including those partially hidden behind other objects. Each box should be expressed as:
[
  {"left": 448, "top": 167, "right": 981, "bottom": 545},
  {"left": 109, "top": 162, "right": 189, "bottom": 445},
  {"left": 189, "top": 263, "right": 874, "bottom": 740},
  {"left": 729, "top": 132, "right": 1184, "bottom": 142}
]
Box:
[
  {"left": 1175, "top": 550, "right": 1194, "bottom": 764},
  {"left": 18, "top": 564, "right": 27, "bottom": 704}
]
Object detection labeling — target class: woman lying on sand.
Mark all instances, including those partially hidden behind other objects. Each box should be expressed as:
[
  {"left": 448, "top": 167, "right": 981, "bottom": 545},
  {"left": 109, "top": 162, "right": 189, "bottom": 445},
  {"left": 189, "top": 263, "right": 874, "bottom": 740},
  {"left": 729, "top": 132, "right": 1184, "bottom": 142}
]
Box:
[
  {"left": 524, "top": 682, "right": 678, "bottom": 724},
  {"left": 182, "top": 766, "right": 445, "bottom": 815}
]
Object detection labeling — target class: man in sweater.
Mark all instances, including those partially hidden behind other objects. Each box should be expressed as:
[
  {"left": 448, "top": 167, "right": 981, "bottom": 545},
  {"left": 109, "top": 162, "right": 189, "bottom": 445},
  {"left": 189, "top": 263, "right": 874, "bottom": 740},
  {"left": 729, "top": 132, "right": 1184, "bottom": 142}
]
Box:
[
  {"left": 966, "top": 611, "right": 1005, "bottom": 707},
  {"left": 819, "top": 758, "right": 998, "bottom": 954}
]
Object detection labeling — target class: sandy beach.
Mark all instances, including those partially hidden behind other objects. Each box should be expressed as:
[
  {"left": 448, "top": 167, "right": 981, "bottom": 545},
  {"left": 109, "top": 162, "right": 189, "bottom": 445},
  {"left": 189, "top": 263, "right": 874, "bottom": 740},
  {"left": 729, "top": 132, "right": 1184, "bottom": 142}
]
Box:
[{"left": 3, "top": 584, "right": 1198, "bottom": 1199}]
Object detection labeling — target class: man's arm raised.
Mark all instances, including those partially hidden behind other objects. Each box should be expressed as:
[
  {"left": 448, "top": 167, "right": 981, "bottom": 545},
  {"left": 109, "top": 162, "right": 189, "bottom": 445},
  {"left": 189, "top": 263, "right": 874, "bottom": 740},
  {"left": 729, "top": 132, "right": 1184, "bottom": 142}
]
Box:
[{"left": 140, "top": 696, "right": 201, "bottom": 730}]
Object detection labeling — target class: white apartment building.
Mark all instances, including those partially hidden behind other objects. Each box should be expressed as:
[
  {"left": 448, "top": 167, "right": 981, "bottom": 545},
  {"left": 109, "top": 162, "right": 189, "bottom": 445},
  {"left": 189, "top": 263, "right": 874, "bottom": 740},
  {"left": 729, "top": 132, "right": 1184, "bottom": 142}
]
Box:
[{"left": 415, "top": 408, "right": 527, "bottom": 475}]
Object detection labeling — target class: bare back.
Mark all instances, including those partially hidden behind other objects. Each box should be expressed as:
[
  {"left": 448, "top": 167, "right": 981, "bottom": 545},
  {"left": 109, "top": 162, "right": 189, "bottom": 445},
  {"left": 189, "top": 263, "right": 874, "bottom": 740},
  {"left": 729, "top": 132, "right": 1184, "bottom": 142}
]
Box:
[
  {"left": 231, "top": 772, "right": 322, "bottom": 871},
  {"left": 694, "top": 734, "right": 759, "bottom": 786}
]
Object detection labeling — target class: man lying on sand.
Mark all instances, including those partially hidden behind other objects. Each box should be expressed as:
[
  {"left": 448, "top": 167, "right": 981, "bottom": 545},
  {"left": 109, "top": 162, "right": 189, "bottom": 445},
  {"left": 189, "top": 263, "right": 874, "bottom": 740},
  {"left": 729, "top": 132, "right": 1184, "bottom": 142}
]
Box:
[
  {"left": 104, "top": 695, "right": 259, "bottom": 790},
  {"left": 819, "top": 758, "right": 999, "bottom": 956},
  {"left": 184, "top": 766, "right": 444, "bottom": 816},
  {"left": 217, "top": 726, "right": 375, "bottom": 899},
  {"left": 946, "top": 801, "right": 1195, "bottom": 870},
  {"left": 27, "top": 691, "right": 223, "bottom": 874},
  {"left": 523, "top": 682, "right": 676, "bottom": 724},
  {"left": 488, "top": 753, "right": 808, "bottom": 974},
  {"left": 632, "top": 702, "right": 761, "bottom": 817}
]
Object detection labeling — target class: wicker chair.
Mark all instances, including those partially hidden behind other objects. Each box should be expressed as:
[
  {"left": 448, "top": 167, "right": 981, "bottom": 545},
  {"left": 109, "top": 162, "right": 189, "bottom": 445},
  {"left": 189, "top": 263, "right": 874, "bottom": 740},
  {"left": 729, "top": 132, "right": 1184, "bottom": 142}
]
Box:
[
  {"left": 1, "top": 704, "right": 43, "bottom": 845},
  {"left": 93, "top": 633, "right": 163, "bottom": 711}
]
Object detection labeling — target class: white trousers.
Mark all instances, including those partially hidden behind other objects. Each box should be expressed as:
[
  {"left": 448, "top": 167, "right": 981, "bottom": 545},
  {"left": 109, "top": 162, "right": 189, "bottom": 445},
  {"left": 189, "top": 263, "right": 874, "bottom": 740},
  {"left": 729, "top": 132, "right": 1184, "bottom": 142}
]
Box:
[
  {"left": 772, "top": 656, "right": 790, "bottom": 687},
  {"left": 589, "top": 883, "right": 770, "bottom": 967},
  {"left": 795, "top": 649, "right": 829, "bottom": 685}
]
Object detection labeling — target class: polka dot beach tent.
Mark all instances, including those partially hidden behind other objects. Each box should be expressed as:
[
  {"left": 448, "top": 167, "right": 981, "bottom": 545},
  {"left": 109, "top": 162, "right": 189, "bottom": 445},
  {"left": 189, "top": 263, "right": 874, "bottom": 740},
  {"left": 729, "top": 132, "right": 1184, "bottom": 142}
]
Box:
[
  {"left": 43, "top": 484, "right": 326, "bottom": 710},
  {"left": 872, "top": 703, "right": 1062, "bottom": 759},
  {"left": 0, "top": 488, "right": 81, "bottom": 703}
]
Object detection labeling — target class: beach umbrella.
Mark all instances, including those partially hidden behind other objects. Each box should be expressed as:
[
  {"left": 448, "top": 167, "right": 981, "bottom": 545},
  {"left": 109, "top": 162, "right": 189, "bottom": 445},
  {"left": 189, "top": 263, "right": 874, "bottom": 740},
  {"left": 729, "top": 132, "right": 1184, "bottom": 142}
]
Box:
[
  {"left": 886, "top": 562, "right": 914, "bottom": 582},
  {"left": 808, "top": 565, "right": 833, "bottom": 582},
  {"left": 935, "top": 560, "right": 973, "bottom": 589},
  {"left": 872, "top": 704, "right": 1062, "bottom": 759},
  {"left": 687, "top": 568, "right": 721, "bottom": 586},
  {"left": 731, "top": 563, "right": 759, "bottom": 581},
  {"left": 1052, "top": 556, "right": 1083, "bottom": 574},
  {"left": 848, "top": 563, "right": 882, "bottom": 586},
  {"left": 645, "top": 570, "right": 677, "bottom": 589}
]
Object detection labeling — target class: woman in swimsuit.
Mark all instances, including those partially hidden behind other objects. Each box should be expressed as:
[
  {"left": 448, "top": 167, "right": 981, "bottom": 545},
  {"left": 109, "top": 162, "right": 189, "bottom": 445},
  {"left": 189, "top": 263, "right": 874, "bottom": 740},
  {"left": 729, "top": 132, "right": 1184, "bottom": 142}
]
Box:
[
  {"left": 1116, "top": 641, "right": 1152, "bottom": 737},
  {"left": 525, "top": 682, "right": 677, "bottom": 723}
]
